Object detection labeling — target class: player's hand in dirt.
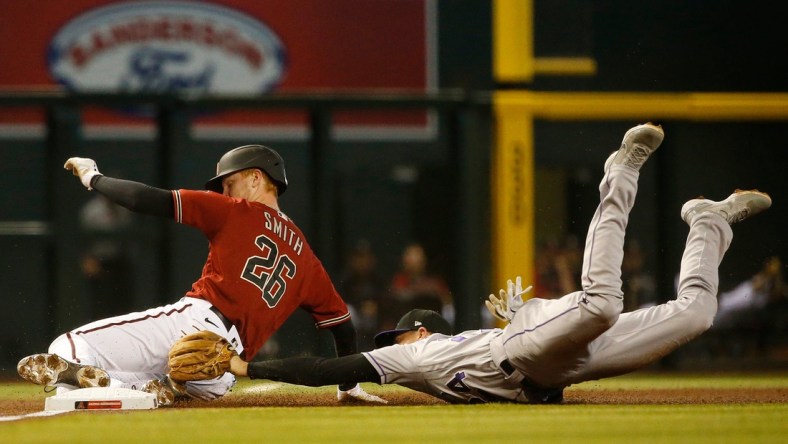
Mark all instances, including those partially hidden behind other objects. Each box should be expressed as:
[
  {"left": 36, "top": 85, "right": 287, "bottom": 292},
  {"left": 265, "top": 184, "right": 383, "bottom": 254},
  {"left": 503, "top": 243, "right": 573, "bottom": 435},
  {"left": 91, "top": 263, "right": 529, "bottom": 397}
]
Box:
[{"left": 337, "top": 384, "right": 388, "bottom": 404}]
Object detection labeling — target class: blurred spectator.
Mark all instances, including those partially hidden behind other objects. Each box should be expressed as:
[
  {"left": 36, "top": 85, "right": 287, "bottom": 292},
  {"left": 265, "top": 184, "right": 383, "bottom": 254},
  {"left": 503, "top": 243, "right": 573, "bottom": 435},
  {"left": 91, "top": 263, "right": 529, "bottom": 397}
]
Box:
[
  {"left": 535, "top": 235, "right": 656, "bottom": 310},
  {"left": 621, "top": 238, "right": 657, "bottom": 311},
  {"left": 714, "top": 256, "right": 786, "bottom": 328},
  {"left": 79, "top": 192, "right": 135, "bottom": 319},
  {"left": 677, "top": 256, "right": 787, "bottom": 360},
  {"left": 534, "top": 235, "right": 582, "bottom": 299},
  {"left": 383, "top": 242, "right": 453, "bottom": 329},
  {"left": 337, "top": 239, "right": 385, "bottom": 351}
]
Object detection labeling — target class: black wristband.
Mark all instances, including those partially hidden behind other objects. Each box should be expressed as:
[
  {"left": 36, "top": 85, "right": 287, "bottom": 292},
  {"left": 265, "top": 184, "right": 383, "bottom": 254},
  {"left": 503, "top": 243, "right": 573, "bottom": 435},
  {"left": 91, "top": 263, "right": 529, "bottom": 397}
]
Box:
[{"left": 89, "top": 174, "right": 103, "bottom": 189}]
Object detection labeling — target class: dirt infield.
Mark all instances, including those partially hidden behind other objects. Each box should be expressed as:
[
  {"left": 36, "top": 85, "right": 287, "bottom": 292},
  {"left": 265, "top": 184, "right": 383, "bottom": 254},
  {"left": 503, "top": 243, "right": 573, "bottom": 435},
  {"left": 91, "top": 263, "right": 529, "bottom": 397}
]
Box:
[
  {"left": 191, "top": 387, "right": 788, "bottom": 407},
  {"left": 3, "top": 387, "right": 786, "bottom": 416},
  {"left": 563, "top": 388, "right": 788, "bottom": 405}
]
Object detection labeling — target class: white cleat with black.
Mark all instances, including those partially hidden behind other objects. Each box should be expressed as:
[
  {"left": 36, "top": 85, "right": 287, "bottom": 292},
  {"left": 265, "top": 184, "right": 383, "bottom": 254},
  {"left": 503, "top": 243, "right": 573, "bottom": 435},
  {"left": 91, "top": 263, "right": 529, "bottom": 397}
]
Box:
[
  {"left": 17, "top": 353, "right": 110, "bottom": 389},
  {"left": 681, "top": 189, "right": 772, "bottom": 225},
  {"left": 604, "top": 123, "right": 665, "bottom": 173}
]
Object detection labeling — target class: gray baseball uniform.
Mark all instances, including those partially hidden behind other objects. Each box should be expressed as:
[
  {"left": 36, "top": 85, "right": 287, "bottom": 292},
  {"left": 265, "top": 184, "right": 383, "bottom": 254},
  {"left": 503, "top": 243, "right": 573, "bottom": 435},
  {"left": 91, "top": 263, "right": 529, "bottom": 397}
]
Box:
[
  {"left": 246, "top": 126, "right": 753, "bottom": 404},
  {"left": 363, "top": 329, "right": 526, "bottom": 403},
  {"left": 361, "top": 161, "right": 730, "bottom": 401},
  {"left": 492, "top": 162, "right": 728, "bottom": 390}
]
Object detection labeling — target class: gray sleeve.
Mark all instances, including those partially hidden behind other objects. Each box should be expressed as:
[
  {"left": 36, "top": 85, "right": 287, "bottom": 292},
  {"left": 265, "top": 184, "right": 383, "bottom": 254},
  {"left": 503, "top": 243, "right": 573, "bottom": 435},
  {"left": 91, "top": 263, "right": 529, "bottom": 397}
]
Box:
[{"left": 362, "top": 345, "right": 421, "bottom": 385}]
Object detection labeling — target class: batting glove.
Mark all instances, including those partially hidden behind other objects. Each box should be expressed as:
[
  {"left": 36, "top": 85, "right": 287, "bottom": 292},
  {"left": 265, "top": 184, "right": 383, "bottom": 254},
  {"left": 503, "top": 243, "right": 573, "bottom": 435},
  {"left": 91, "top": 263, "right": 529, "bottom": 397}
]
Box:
[
  {"left": 337, "top": 384, "right": 388, "bottom": 404},
  {"left": 485, "top": 276, "right": 532, "bottom": 323},
  {"left": 64, "top": 157, "right": 103, "bottom": 190}
]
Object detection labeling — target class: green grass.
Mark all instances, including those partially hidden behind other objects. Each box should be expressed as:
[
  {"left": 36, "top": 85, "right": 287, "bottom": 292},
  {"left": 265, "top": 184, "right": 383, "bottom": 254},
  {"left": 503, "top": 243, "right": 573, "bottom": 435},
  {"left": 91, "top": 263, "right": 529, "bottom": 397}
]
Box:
[
  {"left": 2, "top": 373, "right": 786, "bottom": 444},
  {"left": 0, "top": 381, "right": 43, "bottom": 400}
]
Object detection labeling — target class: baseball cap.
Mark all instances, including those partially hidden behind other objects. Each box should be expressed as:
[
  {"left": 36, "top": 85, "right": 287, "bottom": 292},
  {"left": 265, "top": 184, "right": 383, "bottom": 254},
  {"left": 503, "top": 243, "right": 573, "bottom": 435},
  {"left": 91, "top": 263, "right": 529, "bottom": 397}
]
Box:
[{"left": 373, "top": 309, "right": 452, "bottom": 348}]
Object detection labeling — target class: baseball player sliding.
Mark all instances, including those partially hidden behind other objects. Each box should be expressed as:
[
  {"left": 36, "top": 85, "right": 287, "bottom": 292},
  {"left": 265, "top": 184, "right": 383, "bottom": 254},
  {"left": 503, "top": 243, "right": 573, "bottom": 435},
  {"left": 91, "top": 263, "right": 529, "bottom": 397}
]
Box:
[
  {"left": 164, "top": 123, "right": 772, "bottom": 403},
  {"left": 16, "top": 145, "right": 384, "bottom": 405}
]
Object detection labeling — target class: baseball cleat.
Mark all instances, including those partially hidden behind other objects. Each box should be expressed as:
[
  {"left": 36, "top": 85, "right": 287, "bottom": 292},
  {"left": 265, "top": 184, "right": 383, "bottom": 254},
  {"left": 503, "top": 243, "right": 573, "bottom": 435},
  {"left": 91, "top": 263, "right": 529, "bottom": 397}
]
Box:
[
  {"left": 17, "top": 353, "right": 110, "bottom": 388},
  {"left": 681, "top": 189, "right": 772, "bottom": 225},
  {"left": 604, "top": 123, "right": 665, "bottom": 172},
  {"left": 141, "top": 376, "right": 187, "bottom": 407},
  {"left": 141, "top": 379, "right": 175, "bottom": 406}
]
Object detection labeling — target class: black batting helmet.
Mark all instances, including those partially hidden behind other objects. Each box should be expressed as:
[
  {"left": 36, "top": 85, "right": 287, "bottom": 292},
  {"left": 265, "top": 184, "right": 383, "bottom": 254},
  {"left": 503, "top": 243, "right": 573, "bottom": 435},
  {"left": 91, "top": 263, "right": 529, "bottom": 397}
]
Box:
[{"left": 205, "top": 145, "right": 288, "bottom": 195}]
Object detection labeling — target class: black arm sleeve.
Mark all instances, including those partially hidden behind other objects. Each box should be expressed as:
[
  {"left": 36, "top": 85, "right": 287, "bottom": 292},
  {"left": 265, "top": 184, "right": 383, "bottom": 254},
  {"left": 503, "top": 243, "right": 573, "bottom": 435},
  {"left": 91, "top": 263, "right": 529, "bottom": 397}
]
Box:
[
  {"left": 328, "top": 320, "right": 358, "bottom": 357},
  {"left": 328, "top": 321, "right": 359, "bottom": 390},
  {"left": 91, "top": 175, "right": 174, "bottom": 218},
  {"left": 246, "top": 354, "right": 380, "bottom": 387}
]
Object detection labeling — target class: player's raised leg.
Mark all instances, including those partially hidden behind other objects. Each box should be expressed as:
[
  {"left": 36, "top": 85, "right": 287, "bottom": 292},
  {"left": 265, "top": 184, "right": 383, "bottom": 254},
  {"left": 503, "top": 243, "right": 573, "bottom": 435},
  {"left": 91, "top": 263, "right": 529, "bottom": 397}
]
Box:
[
  {"left": 496, "top": 124, "right": 663, "bottom": 388},
  {"left": 674, "top": 189, "right": 772, "bottom": 312},
  {"left": 570, "top": 190, "right": 771, "bottom": 383},
  {"left": 578, "top": 123, "right": 664, "bottom": 326}
]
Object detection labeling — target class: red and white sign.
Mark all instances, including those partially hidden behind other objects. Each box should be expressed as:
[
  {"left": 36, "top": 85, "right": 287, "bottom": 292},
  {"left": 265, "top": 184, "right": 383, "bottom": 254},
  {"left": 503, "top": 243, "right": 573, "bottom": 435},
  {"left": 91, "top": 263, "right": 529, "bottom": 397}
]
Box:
[
  {"left": 0, "top": 0, "right": 434, "bottom": 137},
  {"left": 48, "top": 1, "right": 286, "bottom": 95}
]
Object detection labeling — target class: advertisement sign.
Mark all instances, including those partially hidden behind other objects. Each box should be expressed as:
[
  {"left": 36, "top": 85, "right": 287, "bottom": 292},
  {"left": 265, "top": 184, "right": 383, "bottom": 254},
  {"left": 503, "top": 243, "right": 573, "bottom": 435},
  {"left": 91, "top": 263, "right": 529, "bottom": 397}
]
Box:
[{"left": 0, "top": 0, "right": 434, "bottom": 137}]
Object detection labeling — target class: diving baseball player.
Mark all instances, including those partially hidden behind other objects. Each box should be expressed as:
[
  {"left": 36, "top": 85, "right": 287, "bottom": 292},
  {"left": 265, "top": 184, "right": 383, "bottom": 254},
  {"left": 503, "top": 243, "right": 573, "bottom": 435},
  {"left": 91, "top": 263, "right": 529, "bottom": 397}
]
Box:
[
  {"left": 17, "top": 145, "right": 384, "bottom": 405},
  {"left": 173, "top": 123, "right": 772, "bottom": 403}
]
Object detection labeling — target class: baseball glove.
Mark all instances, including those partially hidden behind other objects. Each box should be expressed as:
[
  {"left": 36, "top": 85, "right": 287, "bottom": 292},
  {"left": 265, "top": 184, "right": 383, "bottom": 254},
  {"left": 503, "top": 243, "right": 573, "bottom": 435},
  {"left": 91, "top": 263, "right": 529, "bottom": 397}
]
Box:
[{"left": 168, "top": 331, "right": 237, "bottom": 382}]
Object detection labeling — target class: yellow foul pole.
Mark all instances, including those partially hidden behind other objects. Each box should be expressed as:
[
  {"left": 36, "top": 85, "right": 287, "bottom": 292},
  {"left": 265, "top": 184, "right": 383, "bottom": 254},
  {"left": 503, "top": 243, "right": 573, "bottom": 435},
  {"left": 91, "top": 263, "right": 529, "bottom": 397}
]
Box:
[{"left": 491, "top": 92, "right": 534, "bottom": 290}]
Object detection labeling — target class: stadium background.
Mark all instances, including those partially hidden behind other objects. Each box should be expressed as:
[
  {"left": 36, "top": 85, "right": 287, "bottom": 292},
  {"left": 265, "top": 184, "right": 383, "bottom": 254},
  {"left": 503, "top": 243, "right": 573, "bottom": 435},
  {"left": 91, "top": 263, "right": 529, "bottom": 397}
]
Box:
[{"left": 0, "top": 0, "right": 786, "bottom": 372}]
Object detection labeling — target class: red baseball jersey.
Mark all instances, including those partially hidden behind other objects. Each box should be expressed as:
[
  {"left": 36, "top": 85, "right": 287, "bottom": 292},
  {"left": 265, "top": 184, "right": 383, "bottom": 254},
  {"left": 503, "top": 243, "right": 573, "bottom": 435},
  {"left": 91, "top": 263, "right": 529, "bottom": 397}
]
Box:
[{"left": 172, "top": 189, "right": 350, "bottom": 360}]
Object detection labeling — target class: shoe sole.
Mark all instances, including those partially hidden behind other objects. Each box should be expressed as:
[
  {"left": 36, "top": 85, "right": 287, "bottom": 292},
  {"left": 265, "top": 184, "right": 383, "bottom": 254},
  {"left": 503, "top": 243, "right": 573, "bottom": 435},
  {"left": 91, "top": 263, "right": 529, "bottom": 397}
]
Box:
[
  {"left": 682, "top": 189, "right": 772, "bottom": 224},
  {"left": 622, "top": 122, "right": 664, "bottom": 143},
  {"left": 726, "top": 189, "right": 772, "bottom": 211},
  {"left": 76, "top": 366, "right": 111, "bottom": 388},
  {"left": 17, "top": 353, "right": 110, "bottom": 388}
]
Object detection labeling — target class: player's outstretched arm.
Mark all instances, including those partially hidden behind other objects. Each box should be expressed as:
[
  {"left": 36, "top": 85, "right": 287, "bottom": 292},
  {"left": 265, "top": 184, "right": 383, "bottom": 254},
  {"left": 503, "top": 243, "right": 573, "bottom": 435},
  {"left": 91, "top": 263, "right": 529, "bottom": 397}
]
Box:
[
  {"left": 91, "top": 176, "right": 173, "bottom": 217},
  {"left": 64, "top": 157, "right": 173, "bottom": 217},
  {"left": 240, "top": 354, "right": 380, "bottom": 388},
  {"left": 168, "top": 331, "right": 386, "bottom": 402}
]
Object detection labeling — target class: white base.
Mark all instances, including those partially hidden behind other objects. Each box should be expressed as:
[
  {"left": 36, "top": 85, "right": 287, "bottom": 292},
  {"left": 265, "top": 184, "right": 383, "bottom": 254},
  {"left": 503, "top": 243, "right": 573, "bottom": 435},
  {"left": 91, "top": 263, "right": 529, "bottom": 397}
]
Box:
[{"left": 45, "top": 387, "right": 158, "bottom": 411}]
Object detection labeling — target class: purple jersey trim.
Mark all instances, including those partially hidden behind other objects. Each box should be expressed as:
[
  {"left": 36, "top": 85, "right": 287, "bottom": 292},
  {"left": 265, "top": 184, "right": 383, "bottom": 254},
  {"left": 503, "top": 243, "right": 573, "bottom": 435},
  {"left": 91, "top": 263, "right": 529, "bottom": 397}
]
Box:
[{"left": 361, "top": 352, "right": 388, "bottom": 384}]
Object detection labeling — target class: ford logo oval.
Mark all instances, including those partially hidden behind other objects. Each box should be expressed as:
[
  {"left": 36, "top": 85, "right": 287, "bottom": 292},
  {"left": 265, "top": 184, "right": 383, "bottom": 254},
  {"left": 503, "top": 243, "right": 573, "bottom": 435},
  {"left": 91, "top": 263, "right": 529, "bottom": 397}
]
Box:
[{"left": 47, "top": 1, "right": 287, "bottom": 95}]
